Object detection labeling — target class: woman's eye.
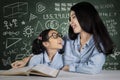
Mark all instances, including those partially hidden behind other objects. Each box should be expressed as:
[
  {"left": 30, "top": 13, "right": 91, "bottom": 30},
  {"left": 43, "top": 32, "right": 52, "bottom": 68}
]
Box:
[{"left": 72, "top": 16, "right": 76, "bottom": 19}]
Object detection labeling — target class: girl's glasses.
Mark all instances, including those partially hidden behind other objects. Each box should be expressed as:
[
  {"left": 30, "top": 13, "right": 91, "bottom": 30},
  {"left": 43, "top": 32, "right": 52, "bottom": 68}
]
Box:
[{"left": 48, "top": 32, "right": 63, "bottom": 39}]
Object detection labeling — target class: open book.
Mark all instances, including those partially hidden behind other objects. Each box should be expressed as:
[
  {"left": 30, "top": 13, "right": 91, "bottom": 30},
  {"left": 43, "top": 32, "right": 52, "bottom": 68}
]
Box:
[{"left": 0, "top": 64, "right": 59, "bottom": 77}]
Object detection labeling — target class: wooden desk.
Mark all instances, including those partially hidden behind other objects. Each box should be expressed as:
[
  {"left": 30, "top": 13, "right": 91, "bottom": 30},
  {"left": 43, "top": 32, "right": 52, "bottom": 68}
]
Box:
[{"left": 0, "top": 70, "right": 120, "bottom": 80}]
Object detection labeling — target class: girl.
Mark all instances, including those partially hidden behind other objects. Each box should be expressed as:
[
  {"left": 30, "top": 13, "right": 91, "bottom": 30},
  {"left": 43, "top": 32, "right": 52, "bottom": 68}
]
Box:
[{"left": 12, "top": 29, "right": 64, "bottom": 70}]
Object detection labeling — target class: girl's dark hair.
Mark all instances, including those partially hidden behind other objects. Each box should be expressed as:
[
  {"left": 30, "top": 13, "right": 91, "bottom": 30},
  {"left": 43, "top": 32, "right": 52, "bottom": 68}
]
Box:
[
  {"left": 32, "top": 29, "right": 64, "bottom": 54},
  {"left": 69, "top": 2, "right": 115, "bottom": 55}
]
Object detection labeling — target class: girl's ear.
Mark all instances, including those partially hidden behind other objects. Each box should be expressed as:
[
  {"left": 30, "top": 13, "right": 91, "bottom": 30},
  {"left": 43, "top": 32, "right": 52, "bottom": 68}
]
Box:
[{"left": 42, "top": 42, "right": 49, "bottom": 47}]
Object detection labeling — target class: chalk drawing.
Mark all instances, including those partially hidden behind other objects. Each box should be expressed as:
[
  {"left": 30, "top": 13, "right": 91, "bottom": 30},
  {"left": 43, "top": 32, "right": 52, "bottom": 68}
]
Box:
[
  {"left": 3, "top": 2, "right": 28, "bottom": 18},
  {"left": 59, "top": 22, "right": 69, "bottom": 35},
  {"left": 2, "top": 57, "right": 11, "bottom": 66},
  {"left": 3, "top": 31, "right": 20, "bottom": 36},
  {"left": 21, "top": 21, "right": 26, "bottom": 25},
  {"left": 45, "top": 20, "right": 59, "bottom": 29},
  {"left": 4, "top": 49, "right": 17, "bottom": 56},
  {"left": 95, "top": 3, "right": 114, "bottom": 9},
  {"left": 29, "top": 13, "right": 37, "bottom": 22},
  {"left": 15, "top": 54, "right": 26, "bottom": 60},
  {"left": 110, "top": 48, "right": 120, "bottom": 60},
  {"left": 12, "top": 19, "right": 18, "bottom": 27},
  {"left": 15, "top": 42, "right": 32, "bottom": 60},
  {"left": 43, "top": 13, "right": 69, "bottom": 19},
  {"left": 104, "top": 62, "right": 119, "bottom": 70},
  {"left": 55, "top": 3, "right": 60, "bottom": 11},
  {"left": 6, "top": 38, "right": 22, "bottom": 49},
  {"left": 3, "top": 19, "right": 18, "bottom": 30},
  {"left": 36, "top": 2, "right": 46, "bottom": 14},
  {"left": 21, "top": 41, "right": 32, "bottom": 55},
  {"left": 23, "top": 25, "right": 34, "bottom": 37},
  {"left": 55, "top": 3, "right": 75, "bottom": 11},
  {"left": 3, "top": 49, "right": 17, "bottom": 57},
  {"left": 4, "top": 20, "right": 10, "bottom": 29},
  {"left": 34, "top": 21, "right": 44, "bottom": 36}
]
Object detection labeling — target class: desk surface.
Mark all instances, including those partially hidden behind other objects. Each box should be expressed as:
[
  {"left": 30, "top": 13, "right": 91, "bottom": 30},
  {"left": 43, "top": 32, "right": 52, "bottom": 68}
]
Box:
[{"left": 0, "top": 70, "right": 120, "bottom": 80}]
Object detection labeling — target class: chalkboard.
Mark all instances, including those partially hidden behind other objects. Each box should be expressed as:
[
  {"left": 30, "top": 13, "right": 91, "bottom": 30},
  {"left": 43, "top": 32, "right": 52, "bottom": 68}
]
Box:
[{"left": 0, "top": 0, "right": 120, "bottom": 70}]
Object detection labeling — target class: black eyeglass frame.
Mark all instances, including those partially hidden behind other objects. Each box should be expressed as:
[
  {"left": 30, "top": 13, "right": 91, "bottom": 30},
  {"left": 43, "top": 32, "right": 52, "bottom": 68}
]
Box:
[{"left": 48, "top": 32, "right": 63, "bottom": 39}]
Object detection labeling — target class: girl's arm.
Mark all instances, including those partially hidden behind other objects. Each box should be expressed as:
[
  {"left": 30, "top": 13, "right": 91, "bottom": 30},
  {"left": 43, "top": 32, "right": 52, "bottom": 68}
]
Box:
[{"left": 11, "top": 55, "right": 33, "bottom": 68}]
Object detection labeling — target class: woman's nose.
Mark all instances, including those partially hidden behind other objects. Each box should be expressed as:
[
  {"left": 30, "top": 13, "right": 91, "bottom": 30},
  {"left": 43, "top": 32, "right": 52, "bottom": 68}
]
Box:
[
  {"left": 70, "top": 20, "right": 72, "bottom": 25},
  {"left": 70, "top": 20, "right": 74, "bottom": 26},
  {"left": 70, "top": 17, "right": 74, "bottom": 22}
]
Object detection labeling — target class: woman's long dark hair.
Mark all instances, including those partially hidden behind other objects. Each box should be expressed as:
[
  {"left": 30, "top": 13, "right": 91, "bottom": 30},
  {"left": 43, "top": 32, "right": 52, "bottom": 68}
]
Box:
[
  {"left": 32, "top": 29, "right": 64, "bottom": 54},
  {"left": 69, "top": 2, "right": 115, "bottom": 55}
]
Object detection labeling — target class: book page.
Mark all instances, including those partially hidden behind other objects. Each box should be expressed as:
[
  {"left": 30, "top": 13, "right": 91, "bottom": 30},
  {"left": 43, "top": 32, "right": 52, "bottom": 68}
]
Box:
[
  {"left": 0, "top": 67, "right": 32, "bottom": 76},
  {"left": 30, "top": 64, "right": 59, "bottom": 77}
]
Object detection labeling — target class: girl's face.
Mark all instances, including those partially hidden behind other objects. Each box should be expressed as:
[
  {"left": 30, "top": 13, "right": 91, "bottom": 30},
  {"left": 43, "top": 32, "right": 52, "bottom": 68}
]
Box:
[
  {"left": 70, "top": 11, "right": 82, "bottom": 33},
  {"left": 44, "top": 30, "right": 63, "bottom": 50}
]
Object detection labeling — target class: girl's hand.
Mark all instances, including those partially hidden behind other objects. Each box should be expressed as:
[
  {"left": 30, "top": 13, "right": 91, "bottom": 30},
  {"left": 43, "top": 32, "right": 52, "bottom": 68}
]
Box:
[
  {"left": 11, "top": 56, "right": 31, "bottom": 68},
  {"left": 11, "top": 60, "right": 26, "bottom": 68}
]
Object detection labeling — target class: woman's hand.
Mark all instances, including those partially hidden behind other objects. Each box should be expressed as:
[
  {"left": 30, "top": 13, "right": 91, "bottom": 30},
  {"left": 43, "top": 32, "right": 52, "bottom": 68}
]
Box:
[{"left": 62, "top": 65, "right": 69, "bottom": 71}]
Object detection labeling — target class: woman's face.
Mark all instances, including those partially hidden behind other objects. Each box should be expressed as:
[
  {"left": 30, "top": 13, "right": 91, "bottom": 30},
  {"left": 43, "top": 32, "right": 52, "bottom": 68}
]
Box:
[
  {"left": 44, "top": 30, "right": 63, "bottom": 50},
  {"left": 70, "top": 11, "right": 82, "bottom": 33}
]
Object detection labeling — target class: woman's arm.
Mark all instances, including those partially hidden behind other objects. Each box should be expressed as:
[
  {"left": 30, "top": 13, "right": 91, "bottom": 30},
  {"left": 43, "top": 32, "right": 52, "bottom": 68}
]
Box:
[{"left": 66, "top": 53, "right": 106, "bottom": 74}]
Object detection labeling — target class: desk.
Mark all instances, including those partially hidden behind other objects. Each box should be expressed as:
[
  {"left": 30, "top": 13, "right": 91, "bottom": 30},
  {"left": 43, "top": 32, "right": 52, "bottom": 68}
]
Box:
[{"left": 0, "top": 70, "right": 120, "bottom": 80}]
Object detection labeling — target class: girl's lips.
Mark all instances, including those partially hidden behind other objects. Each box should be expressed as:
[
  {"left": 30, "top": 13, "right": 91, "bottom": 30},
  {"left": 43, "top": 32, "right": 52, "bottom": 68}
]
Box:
[{"left": 58, "top": 42, "right": 62, "bottom": 45}]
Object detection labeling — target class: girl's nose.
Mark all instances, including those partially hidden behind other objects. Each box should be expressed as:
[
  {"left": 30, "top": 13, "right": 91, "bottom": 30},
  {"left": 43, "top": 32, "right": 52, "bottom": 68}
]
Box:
[{"left": 58, "top": 37, "right": 63, "bottom": 42}]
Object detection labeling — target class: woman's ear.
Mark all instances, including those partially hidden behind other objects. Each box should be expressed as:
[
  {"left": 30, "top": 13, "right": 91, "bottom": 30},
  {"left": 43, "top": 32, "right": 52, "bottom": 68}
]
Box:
[{"left": 42, "top": 42, "right": 49, "bottom": 47}]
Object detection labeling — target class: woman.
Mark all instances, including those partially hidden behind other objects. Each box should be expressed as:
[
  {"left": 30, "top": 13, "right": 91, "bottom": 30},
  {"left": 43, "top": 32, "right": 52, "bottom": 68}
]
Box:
[
  {"left": 11, "top": 2, "right": 115, "bottom": 74},
  {"left": 12, "top": 29, "right": 64, "bottom": 70},
  {"left": 62, "top": 2, "right": 115, "bottom": 74}
]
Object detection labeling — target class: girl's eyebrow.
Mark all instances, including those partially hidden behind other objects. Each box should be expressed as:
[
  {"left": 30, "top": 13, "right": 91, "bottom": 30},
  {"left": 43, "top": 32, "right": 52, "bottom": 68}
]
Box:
[
  {"left": 49, "top": 32, "right": 58, "bottom": 37},
  {"left": 51, "top": 32, "right": 58, "bottom": 35}
]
